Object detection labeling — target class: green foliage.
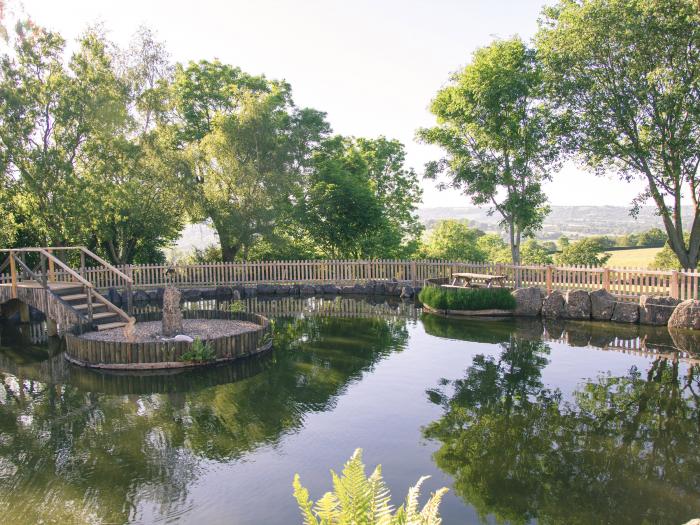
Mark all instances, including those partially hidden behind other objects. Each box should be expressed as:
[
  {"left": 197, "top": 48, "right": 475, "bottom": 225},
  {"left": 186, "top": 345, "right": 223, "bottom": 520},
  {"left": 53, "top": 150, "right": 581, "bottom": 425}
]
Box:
[
  {"left": 520, "top": 238, "right": 554, "bottom": 265},
  {"left": 178, "top": 338, "right": 215, "bottom": 362},
  {"left": 293, "top": 448, "right": 448, "bottom": 525},
  {"left": 555, "top": 237, "right": 611, "bottom": 266},
  {"left": 537, "top": 0, "right": 700, "bottom": 268},
  {"left": 301, "top": 136, "right": 423, "bottom": 258},
  {"left": 418, "top": 286, "right": 516, "bottom": 311},
  {"left": 419, "top": 37, "right": 559, "bottom": 264},
  {"left": 419, "top": 220, "right": 486, "bottom": 261},
  {"left": 229, "top": 300, "right": 247, "bottom": 313}
]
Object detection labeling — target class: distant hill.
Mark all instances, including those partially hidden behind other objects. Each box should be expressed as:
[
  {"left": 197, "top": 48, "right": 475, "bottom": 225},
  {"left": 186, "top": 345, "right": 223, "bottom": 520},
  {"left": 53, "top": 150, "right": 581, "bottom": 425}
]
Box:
[{"left": 418, "top": 205, "right": 693, "bottom": 240}]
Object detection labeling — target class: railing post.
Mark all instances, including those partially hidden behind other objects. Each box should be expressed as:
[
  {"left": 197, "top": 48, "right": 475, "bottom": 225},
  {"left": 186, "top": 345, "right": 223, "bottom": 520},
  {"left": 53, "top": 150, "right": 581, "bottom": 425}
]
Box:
[
  {"left": 47, "top": 248, "right": 55, "bottom": 282},
  {"left": 40, "top": 253, "right": 48, "bottom": 288},
  {"left": 603, "top": 267, "right": 610, "bottom": 291},
  {"left": 126, "top": 265, "right": 133, "bottom": 315},
  {"left": 545, "top": 265, "right": 553, "bottom": 295},
  {"left": 86, "top": 286, "right": 93, "bottom": 325},
  {"left": 9, "top": 250, "right": 17, "bottom": 299},
  {"left": 671, "top": 270, "right": 679, "bottom": 300},
  {"left": 80, "top": 251, "right": 85, "bottom": 279}
]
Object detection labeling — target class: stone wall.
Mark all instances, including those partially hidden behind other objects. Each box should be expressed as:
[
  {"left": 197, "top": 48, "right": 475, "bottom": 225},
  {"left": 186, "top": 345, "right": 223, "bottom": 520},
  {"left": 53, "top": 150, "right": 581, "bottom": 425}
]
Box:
[{"left": 511, "top": 287, "right": 693, "bottom": 329}]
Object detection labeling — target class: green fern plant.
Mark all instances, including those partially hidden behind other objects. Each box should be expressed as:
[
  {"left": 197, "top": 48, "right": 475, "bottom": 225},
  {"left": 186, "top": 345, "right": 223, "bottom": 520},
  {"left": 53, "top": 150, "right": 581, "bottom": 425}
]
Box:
[
  {"left": 178, "top": 338, "right": 215, "bottom": 362},
  {"left": 293, "top": 448, "right": 448, "bottom": 525}
]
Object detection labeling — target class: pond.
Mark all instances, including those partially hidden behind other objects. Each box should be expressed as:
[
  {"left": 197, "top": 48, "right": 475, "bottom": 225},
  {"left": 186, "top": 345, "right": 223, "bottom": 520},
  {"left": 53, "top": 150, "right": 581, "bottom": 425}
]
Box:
[{"left": 0, "top": 296, "right": 699, "bottom": 524}]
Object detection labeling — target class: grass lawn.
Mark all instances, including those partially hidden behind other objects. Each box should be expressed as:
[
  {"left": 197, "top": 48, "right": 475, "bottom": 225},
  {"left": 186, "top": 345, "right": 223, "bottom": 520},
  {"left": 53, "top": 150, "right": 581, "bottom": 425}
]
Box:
[{"left": 605, "top": 247, "right": 662, "bottom": 269}]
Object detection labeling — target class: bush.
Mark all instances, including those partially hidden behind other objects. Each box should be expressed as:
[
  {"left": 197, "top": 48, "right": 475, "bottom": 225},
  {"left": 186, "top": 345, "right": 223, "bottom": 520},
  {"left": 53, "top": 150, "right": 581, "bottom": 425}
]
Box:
[
  {"left": 418, "top": 285, "right": 516, "bottom": 311},
  {"left": 293, "top": 448, "right": 448, "bottom": 525},
  {"left": 178, "top": 338, "right": 215, "bottom": 362}
]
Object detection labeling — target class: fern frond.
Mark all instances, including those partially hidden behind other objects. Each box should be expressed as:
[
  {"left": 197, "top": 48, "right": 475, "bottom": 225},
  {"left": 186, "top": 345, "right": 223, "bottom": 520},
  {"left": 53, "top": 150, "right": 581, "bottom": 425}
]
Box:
[
  {"left": 368, "top": 464, "right": 394, "bottom": 521},
  {"left": 293, "top": 473, "right": 320, "bottom": 525},
  {"left": 418, "top": 487, "right": 449, "bottom": 525},
  {"left": 313, "top": 491, "right": 341, "bottom": 525},
  {"left": 404, "top": 475, "right": 430, "bottom": 518}
]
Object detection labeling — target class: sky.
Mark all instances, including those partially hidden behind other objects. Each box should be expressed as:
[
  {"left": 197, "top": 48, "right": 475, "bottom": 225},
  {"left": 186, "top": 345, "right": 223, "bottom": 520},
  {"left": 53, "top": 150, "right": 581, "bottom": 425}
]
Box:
[{"left": 17, "top": 0, "right": 644, "bottom": 208}]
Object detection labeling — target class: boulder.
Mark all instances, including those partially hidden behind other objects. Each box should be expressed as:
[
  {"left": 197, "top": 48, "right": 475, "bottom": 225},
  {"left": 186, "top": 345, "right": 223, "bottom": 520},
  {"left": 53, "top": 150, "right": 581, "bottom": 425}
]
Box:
[
  {"left": 274, "top": 285, "right": 291, "bottom": 295},
  {"left": 564, "top": 290, "right": 591, "bottom": 320},
  {"left": 667, "top": 299, "right": 700, "bottom": 330},
  {"left": 639, "top": 295, "right": 680, "bottom": 326},
  {"left": 542, "top": 291, "right": 565, "bottom": 319},
  {"left": 512, "top": 287, "right": 543, "bottom": 317},
  {"left": 322, "top": 284, "right": 341, "bottom": 295},
  {"left": 300, "top": 284, "right": 315, "bottom": 296},
  {"left": 243, "top": 287, "right": 257, "bottom": 298},
  {"left": 256, "top": 284, "right": 275, "bottom": 295},
  {"left": 400, "top": 286, "right": 415, "bottom": 299},
  {"left": 201, "top": 288, "right": 217, "bottom": 300},
  {"left": 181, "top": 288, "right": 202, "bottom": 302},
  {"left": 133, "top": 290, "right": 150, "bottom": 304},
  {"left": 232, "top": 289, "right": 241, "bottom": 301},
  {"left": 374, "top": 282, "right": 388, "bottom": 295},
  {"left": 106, "top": 288, "right": 122, "bottom": 307},
  {"left": 589, "top": 289, "right": 615, "bottom": 321},
  {"left": 611, "top": 301, "right": 639, "bottom": 324},
  {"left": 341, "top": 286, "right": 355, "bottom": 294},
  {"left": 215, "top": 286, "right": 234, "bottom": 300}
]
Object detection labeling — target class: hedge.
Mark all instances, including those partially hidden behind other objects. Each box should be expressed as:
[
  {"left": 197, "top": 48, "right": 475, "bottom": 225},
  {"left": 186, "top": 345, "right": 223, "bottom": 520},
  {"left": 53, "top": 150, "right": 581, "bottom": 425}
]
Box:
[{"left": 418, "top": 286, "right": 516, "bottom": 311}]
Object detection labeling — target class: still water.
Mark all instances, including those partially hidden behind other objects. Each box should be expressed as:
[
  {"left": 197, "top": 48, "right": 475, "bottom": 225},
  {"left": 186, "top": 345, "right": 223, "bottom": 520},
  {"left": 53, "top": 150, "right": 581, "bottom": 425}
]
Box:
[{"left": 0, "top": 296, "right": 699, "bottom": 524}]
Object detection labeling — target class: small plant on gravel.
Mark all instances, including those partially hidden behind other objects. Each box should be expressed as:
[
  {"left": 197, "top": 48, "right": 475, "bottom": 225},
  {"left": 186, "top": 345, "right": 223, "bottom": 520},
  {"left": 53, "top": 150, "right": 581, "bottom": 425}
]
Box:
[
  {"left": 179, "top": 338, "right": 215, "bottom": 362},
  {"left": 230, "top": 300, "right": 247, "bottom": 313}
]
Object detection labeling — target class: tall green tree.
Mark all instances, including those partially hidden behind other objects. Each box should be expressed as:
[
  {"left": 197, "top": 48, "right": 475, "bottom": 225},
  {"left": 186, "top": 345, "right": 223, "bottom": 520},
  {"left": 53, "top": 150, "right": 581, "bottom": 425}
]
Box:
[
  {"left": 537, "top": 0, "right": 700, "bottom": 268},
  {"left": 419, "top": 219, "right": 486, "bottom": 261},
  {"left": 419, "top": 38, "right": 559, "bottom": 265},
  {"left": 301, "top": 136, "right": 423, "bottom": 258},
  {"left": 172, "top": 61, "right": 329, "bottom": 261}
]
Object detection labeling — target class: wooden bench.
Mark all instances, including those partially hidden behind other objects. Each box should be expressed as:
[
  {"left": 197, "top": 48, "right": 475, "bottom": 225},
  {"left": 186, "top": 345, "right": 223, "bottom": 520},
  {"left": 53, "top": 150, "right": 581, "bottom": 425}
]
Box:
[{"left": 445, "top": 272, "right": 507, "bottom": 288}]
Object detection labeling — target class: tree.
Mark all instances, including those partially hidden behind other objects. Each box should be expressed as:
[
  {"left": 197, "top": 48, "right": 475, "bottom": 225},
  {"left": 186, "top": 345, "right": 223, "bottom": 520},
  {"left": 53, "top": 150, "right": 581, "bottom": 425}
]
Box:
[
  {"left": 636, "top": 228, "right": 667, "bottom": 248},
  {"left": 521, "top": 238, "right": 553, "bottom": 264},
  {"left": 419, "top": 38, "right": 559, "bottom": 265},
  {"left": 172, "top": 61, "right": 329, "bottom": 261},
  {"left": 299, "top": 136, "right": 422, "bottom": 258},
  {"left": 537, "top": 0, "right": 700, "bottom": 269},
  {"left": 555, "top": 237, "right": 611, "bottom": 266},
  {"left": 301, "top": 137, "right": 384, "bottom": 258},
  {"left": 419, "top": 219, "right": 486, "bottom": 261}
]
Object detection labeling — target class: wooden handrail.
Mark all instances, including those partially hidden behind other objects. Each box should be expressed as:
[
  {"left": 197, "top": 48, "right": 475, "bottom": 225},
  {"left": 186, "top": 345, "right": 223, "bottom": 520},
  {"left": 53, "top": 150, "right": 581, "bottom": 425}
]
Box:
[
  {"left": 78, "top": 246, "right": 133, "bottom": 284},
  {"left": 90, "top": 289, "right": 133, "bottom": 323},
  {"left": 37, "top": 249, "right": 93, "bottom": 289}
]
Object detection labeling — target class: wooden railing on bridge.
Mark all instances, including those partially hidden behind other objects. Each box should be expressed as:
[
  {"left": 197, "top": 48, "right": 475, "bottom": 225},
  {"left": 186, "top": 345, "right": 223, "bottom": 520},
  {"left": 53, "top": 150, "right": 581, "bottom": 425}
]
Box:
[{"left": 1, "top": 257, "right": 700, "bottom": 302}]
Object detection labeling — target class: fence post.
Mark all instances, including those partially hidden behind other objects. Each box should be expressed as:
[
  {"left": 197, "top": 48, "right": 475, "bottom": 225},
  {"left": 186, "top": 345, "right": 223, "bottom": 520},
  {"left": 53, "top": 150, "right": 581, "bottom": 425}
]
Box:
[
  {"left": 410, "top": 260, "right": 417, "bottom": 287},
  {"left": 545, "top": 265, "right": 553, "bottom": 295},
  {"left": 9, "top": 250, "right": 17, "bottom": 299},
  {"left": 670, "top": 270, "right": 679, "bottom": 299},
  {"left": 603, "top": 267, "right": 610, "bottom": 291}
]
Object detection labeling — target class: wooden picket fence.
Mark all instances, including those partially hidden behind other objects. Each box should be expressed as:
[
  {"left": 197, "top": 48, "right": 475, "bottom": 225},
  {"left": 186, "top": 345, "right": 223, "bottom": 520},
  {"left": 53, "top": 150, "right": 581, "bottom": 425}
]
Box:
[{"left": 1, "top": 259, "right": 699, "bottom": 301}]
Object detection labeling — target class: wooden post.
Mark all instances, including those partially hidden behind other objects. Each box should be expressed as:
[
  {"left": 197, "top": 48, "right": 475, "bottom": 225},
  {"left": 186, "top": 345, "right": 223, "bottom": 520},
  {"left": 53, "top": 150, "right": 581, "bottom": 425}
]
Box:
[
  {"left": 671, "top": 270, "right": 679, "bottom": 299},
  {"left": 9, "top": 250, "right": 17, "bottom": 299},
  {"left": 411, "top": 260, "right": 417, "bottom": 287},
  {"left": 47, "top": 249, "right": 55, "bottom": 282},
  {"left": 19, "top": 301, "right": 30, "bottom": 323},
  {"left": 545, "top": 265, "right": 553, "bottom": 295},
  {"left": 603, "top": 267, "right": 610, "bottom": 291},
  {"left": 80, "top": 251, "right": 85, "bottom": 279},
  {"left": 46, "top": 318, "right": 58, "bottom": 337}
]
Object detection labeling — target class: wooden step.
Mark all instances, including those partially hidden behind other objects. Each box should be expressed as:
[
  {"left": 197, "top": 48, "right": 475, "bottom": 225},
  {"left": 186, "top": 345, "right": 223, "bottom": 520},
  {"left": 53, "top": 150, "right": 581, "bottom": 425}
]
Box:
[
  {"left": 96, "top": 322, "right": 127, "bottom": 331},
  {"left": 62, "top": 293, "right": 88, "bottom": 301},
  {"left": 73, "top": 303, "right": 106, "bottom": 310},
  {"left": 92, "top": 312, "right": 118, "bottom": 320}
]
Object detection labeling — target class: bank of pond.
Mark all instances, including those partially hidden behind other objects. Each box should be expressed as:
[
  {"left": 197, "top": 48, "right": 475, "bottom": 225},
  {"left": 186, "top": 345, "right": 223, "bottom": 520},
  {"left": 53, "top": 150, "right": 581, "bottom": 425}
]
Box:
[{"left": 0, "top": 295, "right": 698, "bottom": 524}]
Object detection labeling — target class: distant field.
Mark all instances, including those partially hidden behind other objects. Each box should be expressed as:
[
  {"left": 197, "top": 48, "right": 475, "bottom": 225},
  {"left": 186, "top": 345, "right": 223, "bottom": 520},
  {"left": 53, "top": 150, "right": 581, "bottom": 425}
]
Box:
[{"left": 605, "top": 247, "right": 662, "bottom": 269}]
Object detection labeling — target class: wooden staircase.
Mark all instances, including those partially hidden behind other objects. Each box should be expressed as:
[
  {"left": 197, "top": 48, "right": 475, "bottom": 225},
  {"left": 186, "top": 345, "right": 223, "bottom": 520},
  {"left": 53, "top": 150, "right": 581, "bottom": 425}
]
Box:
[{"left": 0, "top": 247, "right": 134, "bottom": 333}]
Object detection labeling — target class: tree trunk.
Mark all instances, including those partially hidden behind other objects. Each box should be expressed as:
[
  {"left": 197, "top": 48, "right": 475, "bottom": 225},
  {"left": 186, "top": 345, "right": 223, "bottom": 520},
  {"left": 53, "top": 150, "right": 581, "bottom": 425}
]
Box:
[{"left": 509, "top": 222, "right": 521, "bottom": 288}]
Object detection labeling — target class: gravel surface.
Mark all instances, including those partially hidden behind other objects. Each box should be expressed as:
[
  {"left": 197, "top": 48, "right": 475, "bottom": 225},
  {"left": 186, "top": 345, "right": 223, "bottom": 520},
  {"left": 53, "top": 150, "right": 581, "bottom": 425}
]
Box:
[{"left": 79, "top": 319, "right": 260, "bottom": 342}]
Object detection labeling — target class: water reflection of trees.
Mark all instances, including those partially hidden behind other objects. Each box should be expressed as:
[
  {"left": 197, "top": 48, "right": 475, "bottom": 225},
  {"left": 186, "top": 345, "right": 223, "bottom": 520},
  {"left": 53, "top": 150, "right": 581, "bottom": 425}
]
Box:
[
  {"left": 0, "top": 315, "right": 408, "bottom": 524},
  {"left": 424, "top": 337, "right": 700, "bottom": 524}
]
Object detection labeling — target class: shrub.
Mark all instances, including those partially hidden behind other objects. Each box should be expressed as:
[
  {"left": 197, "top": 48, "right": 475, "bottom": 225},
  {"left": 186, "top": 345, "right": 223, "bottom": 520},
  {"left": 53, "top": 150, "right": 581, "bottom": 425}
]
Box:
[
  {"left": 178, "top": 338, "right": 215, "bottom": 362},
  {"left": 293, "top": 448, "right": 448, "bottom": 525},
  {"left": 230, "top": 300, "right": 247, "bottom": 313},
  {"left": 418, "top": 285, "right": 516, "bottom": 311}
]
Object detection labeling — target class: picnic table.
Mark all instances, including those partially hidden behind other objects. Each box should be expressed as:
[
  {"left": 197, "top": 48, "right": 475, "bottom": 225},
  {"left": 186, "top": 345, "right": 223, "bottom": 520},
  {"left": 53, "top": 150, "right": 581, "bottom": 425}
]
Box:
[{"left": 444, "top": 272, "right": 507, "bottom": 288}]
